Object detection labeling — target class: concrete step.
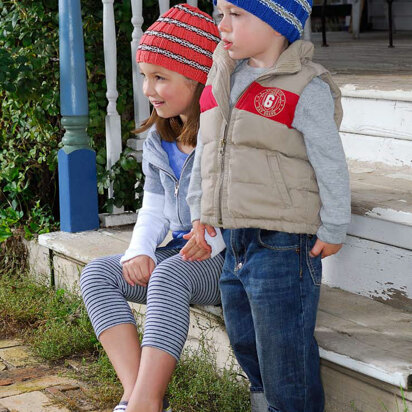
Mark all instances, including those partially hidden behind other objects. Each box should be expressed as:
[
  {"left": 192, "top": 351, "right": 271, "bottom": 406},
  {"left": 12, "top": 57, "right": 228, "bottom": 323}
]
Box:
[{"left": 28, "top": 232, "right": 412, "bottom": 411}]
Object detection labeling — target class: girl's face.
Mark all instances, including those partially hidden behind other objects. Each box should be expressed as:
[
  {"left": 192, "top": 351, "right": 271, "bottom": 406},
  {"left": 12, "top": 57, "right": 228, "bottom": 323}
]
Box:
[{"left": 139, "top": 63, "right": 196, "bottom": 123}]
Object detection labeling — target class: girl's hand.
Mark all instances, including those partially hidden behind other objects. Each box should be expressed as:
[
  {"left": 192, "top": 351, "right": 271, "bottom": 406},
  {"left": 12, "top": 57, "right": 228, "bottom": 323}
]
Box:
[
  {"left": 180, "top": 220, "right": 214, "bottom": 261},
  {"left": 180, "top": 235, "right": 212, "bottom": 261},
  {"left": 310, "top": 239, "right": 342, "bottom": 259},
  {"left": 122, "top": 255, "right": 155, "bottom": 287}
]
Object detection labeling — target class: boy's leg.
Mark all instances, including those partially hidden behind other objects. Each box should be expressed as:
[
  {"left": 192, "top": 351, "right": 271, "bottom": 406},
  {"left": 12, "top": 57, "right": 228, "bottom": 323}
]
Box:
[
  {"left": 241, "top": 231, "right": 324, "bottom": 412},
  {"left": 220, "top": 229, "right": 266, "bottom": 411}
]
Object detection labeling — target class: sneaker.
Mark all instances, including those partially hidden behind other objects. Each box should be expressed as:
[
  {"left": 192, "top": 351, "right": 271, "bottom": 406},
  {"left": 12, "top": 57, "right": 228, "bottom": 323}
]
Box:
[
  {"left": 163, "top": 397, "right": 172, "bottom": 412},
  {"left": 113, "top": 401, "right": 128, "bottom": 412},
  {"left": 112, "top": 399, "right": 172, "bottom": 412}
]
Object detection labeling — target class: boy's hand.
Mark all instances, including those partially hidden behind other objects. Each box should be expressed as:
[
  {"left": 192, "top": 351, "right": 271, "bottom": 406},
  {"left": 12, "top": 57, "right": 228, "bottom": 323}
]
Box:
[
  {"left": 310, "top": 239, "right": 342, "bottom": 259},
  {"left": 180, "top": 220, "right": 215, "bottom": 261},
  {"left": 122, "top": 255, "right": 155, "bottom": 287}
]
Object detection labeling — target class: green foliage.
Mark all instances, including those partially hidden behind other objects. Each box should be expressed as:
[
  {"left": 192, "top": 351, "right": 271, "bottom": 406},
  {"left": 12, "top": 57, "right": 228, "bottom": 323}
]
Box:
[
  {"left": 97, "top": 147, "right": 144, "bottom": 213},
  {"left": 0, "top": 0, "right": 62, "bottom": 239},
  {"left": 169, "top": 346, "right": 250, "bottom": 412}
]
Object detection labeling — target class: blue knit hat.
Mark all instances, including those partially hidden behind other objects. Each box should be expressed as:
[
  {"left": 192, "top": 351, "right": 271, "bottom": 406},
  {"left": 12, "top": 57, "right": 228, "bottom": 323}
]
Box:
[{"left": 213, "top": 0, "right": 312, "bottom": 43}]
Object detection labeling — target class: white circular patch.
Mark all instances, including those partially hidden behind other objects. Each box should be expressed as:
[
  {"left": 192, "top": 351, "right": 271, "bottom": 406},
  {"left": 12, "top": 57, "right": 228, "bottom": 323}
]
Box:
[{"left": 254, "top": 88, "right": 286, "bottom": 118}]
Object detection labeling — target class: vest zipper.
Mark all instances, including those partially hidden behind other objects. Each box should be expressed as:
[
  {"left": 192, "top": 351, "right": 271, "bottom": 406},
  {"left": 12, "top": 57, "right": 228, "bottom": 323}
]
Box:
[
  {"left": 217, "top": 88, "right": 248, "bottom": 226},
  {"left": 218, "top": 122, "right": 229, "bottom": 226}
]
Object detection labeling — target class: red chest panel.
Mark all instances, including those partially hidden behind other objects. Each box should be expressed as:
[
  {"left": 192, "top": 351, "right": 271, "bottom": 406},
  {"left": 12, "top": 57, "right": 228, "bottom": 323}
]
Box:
[{"left": 199, "top": 85, "right": 218, "bottom": 113}]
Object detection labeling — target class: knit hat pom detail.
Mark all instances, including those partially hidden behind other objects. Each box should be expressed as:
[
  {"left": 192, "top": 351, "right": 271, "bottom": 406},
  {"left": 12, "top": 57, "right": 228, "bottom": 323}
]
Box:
[{"left": 136, "top": 4, "right": 220, "bottom": 84}]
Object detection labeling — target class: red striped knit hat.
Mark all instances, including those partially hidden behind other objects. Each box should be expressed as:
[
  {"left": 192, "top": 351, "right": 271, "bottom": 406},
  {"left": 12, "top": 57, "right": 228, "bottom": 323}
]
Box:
[{"left": 136, "top": 4, "right": 220, "bottom": 85}]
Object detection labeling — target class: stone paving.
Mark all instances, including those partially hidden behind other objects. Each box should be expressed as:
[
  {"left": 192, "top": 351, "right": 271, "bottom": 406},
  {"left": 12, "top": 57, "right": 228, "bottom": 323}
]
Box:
[{"left": 0, "top": 339, "right": 111, "bottom": 412}]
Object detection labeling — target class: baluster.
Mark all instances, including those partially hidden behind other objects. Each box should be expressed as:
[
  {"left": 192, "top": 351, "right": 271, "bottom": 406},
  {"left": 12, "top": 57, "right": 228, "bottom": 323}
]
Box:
[
  {"left": 128, "top": 0, "right": 150, "bottom": 160},
  {"left": 102, "top": 0, "right": 123, "bottom": 212},
  {"left": 212, "top": 2, "right": 218, "bottom": 21},
  {"left": 159, "top": 0, "right": 170, "bottom": 16}
]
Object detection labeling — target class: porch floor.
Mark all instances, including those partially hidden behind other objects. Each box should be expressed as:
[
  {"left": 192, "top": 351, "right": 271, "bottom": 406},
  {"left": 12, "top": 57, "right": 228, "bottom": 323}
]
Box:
[{"left": 311, "top": 30, "right": 412, "bottom": 93}]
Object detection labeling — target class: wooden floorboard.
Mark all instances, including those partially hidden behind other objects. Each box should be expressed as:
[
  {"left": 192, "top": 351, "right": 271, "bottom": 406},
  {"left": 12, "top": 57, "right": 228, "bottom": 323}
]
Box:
[{"left": 312, "top": 31, "right": 412, "bottom": 76}]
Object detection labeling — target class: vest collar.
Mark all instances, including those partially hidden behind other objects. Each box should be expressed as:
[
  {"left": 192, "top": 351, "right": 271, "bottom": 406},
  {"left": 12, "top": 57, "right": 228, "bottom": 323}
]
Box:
[
  {"left": 210, "top": 40, "right": 315, "bottom": 121},
  {"left": 213, "top": 39, "right": 314, "bottom": 77}
]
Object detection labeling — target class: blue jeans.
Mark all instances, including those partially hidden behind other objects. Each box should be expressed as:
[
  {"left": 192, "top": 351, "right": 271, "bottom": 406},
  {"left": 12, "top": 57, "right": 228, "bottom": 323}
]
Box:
[{"left": 220, "top": 229, "right": 324, "bottom": 412}]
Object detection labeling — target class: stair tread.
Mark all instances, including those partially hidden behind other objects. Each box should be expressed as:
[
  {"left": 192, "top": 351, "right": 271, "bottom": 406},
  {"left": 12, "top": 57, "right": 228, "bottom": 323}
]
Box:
[
  {"left": 200, "top": 285, "right": 412, "bottom": 389},
  {"left": 316, "top": 285, "right": 412, "bottom": 388},
  {"left": 349, "top": 160, "right": 412, "bottom": 225},
  {"left": 334, "top": 73, "right": 412, "bottom": 102}
]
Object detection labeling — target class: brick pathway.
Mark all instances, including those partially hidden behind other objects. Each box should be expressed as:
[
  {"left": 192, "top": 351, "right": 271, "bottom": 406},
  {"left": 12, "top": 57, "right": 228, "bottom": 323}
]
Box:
[{"left": 0, "top": 339, "right": 111, "bottom": 412}]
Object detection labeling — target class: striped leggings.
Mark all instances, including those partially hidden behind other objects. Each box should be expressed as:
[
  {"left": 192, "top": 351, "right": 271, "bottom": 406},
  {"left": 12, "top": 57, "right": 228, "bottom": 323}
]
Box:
[{"left": 80, "top": 247, "right": 224, "bottom": 361}]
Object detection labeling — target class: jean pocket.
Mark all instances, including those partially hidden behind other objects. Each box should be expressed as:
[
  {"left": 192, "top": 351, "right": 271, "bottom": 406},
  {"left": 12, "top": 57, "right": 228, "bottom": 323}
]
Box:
[
  {"left": 306, "top": 235, "right": 322, "bottom": 286},
  {"left": 257, "top": 230, "right": 300, "bottom": 251}
]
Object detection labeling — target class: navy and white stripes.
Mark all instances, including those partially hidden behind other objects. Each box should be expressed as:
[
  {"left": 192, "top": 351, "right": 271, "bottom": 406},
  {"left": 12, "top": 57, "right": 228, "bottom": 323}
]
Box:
[{"left": 80, "top": 248, "right": 223, "bottom": 361}]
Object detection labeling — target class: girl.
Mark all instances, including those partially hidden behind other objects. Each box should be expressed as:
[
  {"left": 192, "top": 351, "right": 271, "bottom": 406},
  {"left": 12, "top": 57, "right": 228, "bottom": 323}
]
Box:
[{"left": 80, "top": 5, "right": 223, "bottom": 412}]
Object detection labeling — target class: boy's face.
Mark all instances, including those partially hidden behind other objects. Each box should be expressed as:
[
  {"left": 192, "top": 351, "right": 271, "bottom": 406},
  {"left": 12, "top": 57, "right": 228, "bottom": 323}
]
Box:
[{"left": 216, "top": 0, "right": 283, "bottom": 67}]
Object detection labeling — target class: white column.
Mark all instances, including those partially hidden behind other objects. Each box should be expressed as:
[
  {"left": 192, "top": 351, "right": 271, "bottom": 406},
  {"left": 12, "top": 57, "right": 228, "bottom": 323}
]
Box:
[{"left": 102, "top": 0, "right": 123, "bottom": 211}]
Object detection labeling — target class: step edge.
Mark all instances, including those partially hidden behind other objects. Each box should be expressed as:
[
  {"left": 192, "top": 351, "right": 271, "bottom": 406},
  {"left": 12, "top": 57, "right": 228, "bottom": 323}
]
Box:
[
  {"left": 348, "top": 214, "right": 412, "bottom": 251},
  {"left": 340, "top": 85, "right": 412, "bottom": 102},
  {"left": 319, "top": 348, "right": 411, "bottom": 390}
]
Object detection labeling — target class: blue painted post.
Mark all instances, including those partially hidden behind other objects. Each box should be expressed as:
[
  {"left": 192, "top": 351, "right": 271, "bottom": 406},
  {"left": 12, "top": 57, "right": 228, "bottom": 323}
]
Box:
[{"left": 58, "top": 0, "right": 99, "bottom": 232}]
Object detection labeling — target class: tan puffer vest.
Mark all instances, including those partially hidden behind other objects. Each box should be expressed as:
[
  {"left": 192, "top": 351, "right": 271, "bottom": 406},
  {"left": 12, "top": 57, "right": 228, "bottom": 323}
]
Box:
[{"left": 199, "top": 40, "right": 343, "bottom": 233}]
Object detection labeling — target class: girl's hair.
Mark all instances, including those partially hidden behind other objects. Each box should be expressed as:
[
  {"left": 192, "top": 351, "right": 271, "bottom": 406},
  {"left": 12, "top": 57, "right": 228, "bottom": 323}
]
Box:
[{"left": 134, "top": 81, "right": 204, "bottom": 147}]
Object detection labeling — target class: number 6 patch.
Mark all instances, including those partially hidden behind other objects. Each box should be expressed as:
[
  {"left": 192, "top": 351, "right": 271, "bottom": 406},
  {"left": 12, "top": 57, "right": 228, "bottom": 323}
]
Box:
[{"left": 236, "top": 82, "right": 299, "bottom": 128}]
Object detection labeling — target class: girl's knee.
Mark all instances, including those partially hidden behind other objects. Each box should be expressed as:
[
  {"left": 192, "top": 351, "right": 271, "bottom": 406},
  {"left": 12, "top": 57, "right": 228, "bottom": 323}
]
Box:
[
  {"left": 150, "top": 261, "right": 187, "bottom": 290},
  {"left": 80, "top": 256, "right": 120, "bottom": 289}
]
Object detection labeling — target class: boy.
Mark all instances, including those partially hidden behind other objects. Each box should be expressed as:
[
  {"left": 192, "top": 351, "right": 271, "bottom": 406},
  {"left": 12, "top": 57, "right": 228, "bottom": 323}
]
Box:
[{"left": 182, "top": 1, "right": 351, "bottom": 411}]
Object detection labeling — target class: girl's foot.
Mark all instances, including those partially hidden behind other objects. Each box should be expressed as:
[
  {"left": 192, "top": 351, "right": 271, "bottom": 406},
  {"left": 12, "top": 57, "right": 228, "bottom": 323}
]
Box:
[
  {"left": 163, "top": 397, "right": 172, "bottom": 412},
  {"left": 113, "top": 401, "right": 128, "bottom": 411},
  {"left": 113, "top": 399, "right": 171, "bottom": 412}
]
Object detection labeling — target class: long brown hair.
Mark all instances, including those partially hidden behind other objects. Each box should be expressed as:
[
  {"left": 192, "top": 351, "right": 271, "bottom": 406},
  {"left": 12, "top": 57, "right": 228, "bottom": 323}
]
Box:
[{"left": 134, "top": 82, "right": 205, "bottom": 147}]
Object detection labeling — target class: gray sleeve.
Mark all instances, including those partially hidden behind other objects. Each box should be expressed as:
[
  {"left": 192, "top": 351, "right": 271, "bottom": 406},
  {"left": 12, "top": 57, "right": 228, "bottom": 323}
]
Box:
[
  {"left": 186, "top": 132, "right": 204, "bottom": 222},
  {"left": 292, "top": 77, "right": 351, "bottom": 244}
]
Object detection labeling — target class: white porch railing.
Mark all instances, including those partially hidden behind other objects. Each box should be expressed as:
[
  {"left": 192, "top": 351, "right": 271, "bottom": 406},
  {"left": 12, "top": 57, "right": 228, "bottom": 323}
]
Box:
[{"left": 102, "top": 1, "right": 313, "bottom": 212}]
